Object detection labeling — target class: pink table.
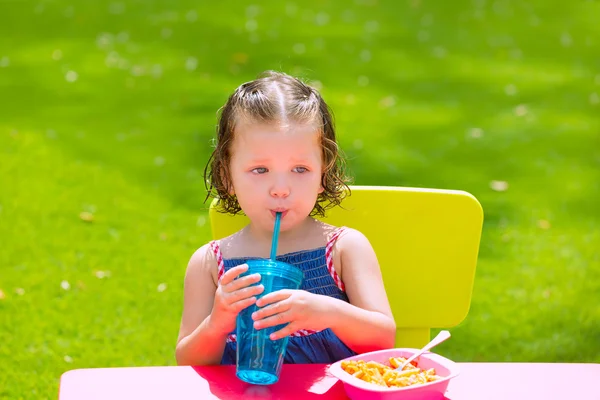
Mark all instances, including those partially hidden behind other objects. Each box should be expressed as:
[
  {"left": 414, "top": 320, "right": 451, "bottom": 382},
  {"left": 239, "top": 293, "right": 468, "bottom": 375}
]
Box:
[{"left": 59, "top": 363, "right": 600, "bottom": 399}]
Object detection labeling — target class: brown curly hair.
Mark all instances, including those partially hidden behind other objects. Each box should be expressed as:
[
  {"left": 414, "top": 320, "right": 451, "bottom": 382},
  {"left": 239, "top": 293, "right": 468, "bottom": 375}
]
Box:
[{"left": 204, "top": 71, "right": 351, "bottom": 217}]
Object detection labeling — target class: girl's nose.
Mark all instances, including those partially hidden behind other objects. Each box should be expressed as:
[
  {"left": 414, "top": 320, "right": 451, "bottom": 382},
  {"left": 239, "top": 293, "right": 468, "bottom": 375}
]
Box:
[{"left": 270, "top": 178, "right": 290, "bottom": 198}]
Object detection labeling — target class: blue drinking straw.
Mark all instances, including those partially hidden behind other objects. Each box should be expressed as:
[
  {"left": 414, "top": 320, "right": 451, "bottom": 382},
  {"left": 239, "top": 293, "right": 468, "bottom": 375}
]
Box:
[{"left": 270, "top": 212, "right": 282, "bottom": 260}]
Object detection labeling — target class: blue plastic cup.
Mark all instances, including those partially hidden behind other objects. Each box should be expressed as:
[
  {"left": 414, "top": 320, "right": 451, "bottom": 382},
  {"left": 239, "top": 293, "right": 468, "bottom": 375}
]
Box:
[{"left": 235, "top": 259, "right": 304, "bottom": 385}]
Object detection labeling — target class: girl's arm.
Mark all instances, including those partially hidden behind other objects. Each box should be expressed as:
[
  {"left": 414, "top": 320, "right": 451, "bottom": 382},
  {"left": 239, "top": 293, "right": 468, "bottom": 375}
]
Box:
[
  {"left": 175, "top": 245, "right": 227, "bottom": 365},
  {"left": 327, "top": 228, "right": 396, "bottom": 353},
  {"left": 176, "top": 245, "right": 264, "bottom": 365}
]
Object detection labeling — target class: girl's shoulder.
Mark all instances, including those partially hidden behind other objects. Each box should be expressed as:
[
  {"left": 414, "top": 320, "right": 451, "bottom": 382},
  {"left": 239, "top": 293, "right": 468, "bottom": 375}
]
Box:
[
  {"left": 186, "top": 242, "right": 220, "bottom": 286},
  {"left": 329, "top": 226, "right": 373, "bottom": 253}
]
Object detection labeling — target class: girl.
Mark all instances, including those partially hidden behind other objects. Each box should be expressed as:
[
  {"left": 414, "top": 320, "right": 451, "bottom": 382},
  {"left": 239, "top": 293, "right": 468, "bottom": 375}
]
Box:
[{"left": 176, "top": 71, "right": 396, "bottom": 366}]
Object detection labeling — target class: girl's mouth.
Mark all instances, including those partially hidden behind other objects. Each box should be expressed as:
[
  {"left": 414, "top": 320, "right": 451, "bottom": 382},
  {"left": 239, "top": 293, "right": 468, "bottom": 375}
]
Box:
[{"left": 270, "top": 210, "right": 288, "bottom": 219}]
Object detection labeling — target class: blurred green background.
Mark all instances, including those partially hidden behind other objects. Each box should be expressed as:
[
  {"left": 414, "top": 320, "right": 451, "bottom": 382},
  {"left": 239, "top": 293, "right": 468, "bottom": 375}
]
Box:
[{"left": 1, "top": 0, "right": 599, "bottom": 398}]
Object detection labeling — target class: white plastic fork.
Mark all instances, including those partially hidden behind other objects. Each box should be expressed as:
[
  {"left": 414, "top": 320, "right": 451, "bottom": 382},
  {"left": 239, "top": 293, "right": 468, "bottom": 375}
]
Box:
[{"left": 396, "top": 330, "right": 452, "bottom": 370}]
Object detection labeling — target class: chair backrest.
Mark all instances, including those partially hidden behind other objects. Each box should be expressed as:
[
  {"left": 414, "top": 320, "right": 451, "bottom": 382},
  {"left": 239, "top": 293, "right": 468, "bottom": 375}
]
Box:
[{"left": 209, "top": 185, "right": 483, "bottom": 348}]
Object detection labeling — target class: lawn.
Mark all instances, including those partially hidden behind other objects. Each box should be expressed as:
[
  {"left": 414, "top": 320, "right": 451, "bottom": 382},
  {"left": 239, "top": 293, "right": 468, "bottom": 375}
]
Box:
[{"left": 1, "top": 0, "right": 599, "bottom": 398}]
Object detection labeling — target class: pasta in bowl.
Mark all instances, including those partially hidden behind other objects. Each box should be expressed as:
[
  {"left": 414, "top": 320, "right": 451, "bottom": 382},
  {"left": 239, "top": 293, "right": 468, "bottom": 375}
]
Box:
[{"left": 329, "top": 348, "right": 459, "bottom": 400}]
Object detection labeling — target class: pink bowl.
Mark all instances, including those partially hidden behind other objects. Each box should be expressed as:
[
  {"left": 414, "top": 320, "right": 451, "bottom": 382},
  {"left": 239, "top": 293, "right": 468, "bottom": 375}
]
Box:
[{"left": 329, "top": 348, "right": 459, "bottom": 400}]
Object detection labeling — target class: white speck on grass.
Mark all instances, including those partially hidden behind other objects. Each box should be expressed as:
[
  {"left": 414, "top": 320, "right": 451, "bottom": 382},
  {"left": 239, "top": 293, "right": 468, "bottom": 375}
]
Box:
[
  {"left": 185, "top": 57, "right": 198, "bottom": 71},
  {"left": 504, "top": 84, "right": 518, "bottom": 96},
  {"left": 293, "top": 43, "right": 306, "bottom": 54},
  {"left": 432, "top": 46, "right": 447, "bottom": 58},
  {"left": 105, "top": 51, "right": 119, "bottom": 68},
  {"left": 341, "top": 9, "right": 355, "bottom": 23},
  {"left": 560, "top": 32, "right": 572, "bottom": 47},
  {"left": 64, "top": 355, "right": 73, "bottom": 363},
  {"left": 365, "top": 20, "right": 379, "bottom": 33},
  {"left": 109, "top": 2, "right": 125, "bottom": 15},
  {"left": 514, "top": 104, "right": 528, "bottom": 116},
  {"left": 249, "top": 33, "right": 260, "bottom": 44},
  {"left": 510, "top": 48, "right": 523, "bottom": 59},
  {"left": 245, "top": 20, "right": 258, "bottom": 32},
  {"left": 285, "top": 3, "right": 298, "bottom": 16},
  {"left": 590, "top": 93, "right": 599, "bottom": 105},
  {"left": 157, "top": 283, "right": 167, "bottom": 292},
  {"left": 246, "top": 5, "right": 260, "bottom": 18},
  {"left": 0, "top": 57, "right": 10, "bottom": 67},
  {"left": 379, "top": 96, "right": 396, "bottom": 108},
  {"left": 65, "top": 70, "right": 78, "bottom": 82},
  {"left": 79, "top": 211, "right": 94, "bottom": 222},
  {"left": 315, "top": 12, "right": 329, "bottom": 26},
  {"left": 116, "top": 31, "right": 129, "bottom": 42},
  {"left": 530, "top": 15, "right": 540, "bottom": 26},
  {"left": 468, "top": 128, "right": 484, "bottom": 138},
  {"left": 538, "top": 220, "right": 551, "bottom": 230},
  {"left": 357, "top": 75, "right": 369, "bottom": 86},
  {"left": 52, "top": 49, "right": 63, "bottom": 60},
  {"left": 151, "top": 64, "right": 162, "bottom": 78},
  {"left": 196, "top": 216, "right": 206, "bottom": 227},
  {"left": 0, "top": 289, "right": 5, "bottom": 300},
  {"left": 96, "top": 32, "right": 114, "bottom": 49},
  {"left": 490, "top": 180, "right": 509, "bottom": 192},
  {"left": 118, "top": 59, "right": 130, "bottom": 70},
  {"left": 360, "top": 49, "right": 372, "bottom": 62},
  {"left": 63, "top": 6, "right": 74, "bottom": 18},
  {"left": 61, "top": 280, "right": 71, "bottom": 290},
  {"left": 131, "top": 65, "right": 144, "bottom": 76},
  {"left": 15, "top": 288, "right": 25, "bottom": 296},
  {"left": 154, "top": 156, "right": 165, "bottom": 166},
  {"left": 186, "top": 10, "right": 197, "bottom": 22},
  {"left": 108, "top": 228, "right": 120, "bottom": 240},
  {"left": 161, "top": 28, "right": 172, "bottom": 39},
  {"left": 421, "top": 14, "right": 433, "bottom": 26},
  {"left": 314, "top": 37, "right": 325, "bottom": 50}
]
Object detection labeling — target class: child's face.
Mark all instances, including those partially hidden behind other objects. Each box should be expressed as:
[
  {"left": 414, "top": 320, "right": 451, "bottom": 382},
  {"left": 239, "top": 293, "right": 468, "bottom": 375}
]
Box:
[{"left": 229, "top": 120, "right": 324, "bottom": 233}]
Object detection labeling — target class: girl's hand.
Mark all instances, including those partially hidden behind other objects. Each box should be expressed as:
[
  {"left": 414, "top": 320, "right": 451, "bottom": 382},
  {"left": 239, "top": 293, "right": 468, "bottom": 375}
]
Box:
[
  {"left": 251, "top": 290, "right": 334, "bottom": 340},
  {"left": 209, "top": 264, "right": 264, "bottom": 336}
]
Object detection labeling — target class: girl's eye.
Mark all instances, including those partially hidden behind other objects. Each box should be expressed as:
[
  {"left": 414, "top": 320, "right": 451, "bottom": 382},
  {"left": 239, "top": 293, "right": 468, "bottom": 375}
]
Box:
[
  {"left": 251, "top": 167, "right": 268, "bottom": 174},
  {"left": 293, "top": 166, "right": 308, "bottom": 173}
]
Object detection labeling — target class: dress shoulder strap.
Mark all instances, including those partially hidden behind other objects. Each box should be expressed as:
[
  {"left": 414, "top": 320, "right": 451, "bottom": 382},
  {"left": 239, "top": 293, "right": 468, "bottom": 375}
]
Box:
[
  {"left": 325, "top": 227, "right": 346, "bottom": 292},
  {"left": 208, "top": 240, "right": 225, "bottom": 283}
]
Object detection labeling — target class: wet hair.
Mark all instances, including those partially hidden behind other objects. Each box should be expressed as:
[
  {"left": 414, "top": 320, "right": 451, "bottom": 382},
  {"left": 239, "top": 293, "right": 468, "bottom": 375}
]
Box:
[{"left": 204, "top": 70, "right": 351, "bottom": 217}]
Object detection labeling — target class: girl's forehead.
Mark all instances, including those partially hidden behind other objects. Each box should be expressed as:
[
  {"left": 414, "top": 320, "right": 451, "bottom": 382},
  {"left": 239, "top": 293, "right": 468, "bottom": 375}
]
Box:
[
  {"left": 231, "top": 120, "right": 322, "bottom": 160},
  {"left": 235, "top": 119, "right": 320, "bottom": 137}
]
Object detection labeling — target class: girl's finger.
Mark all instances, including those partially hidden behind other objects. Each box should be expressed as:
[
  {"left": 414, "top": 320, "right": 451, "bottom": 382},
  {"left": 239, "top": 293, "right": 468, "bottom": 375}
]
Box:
[
  {"left": 223, "top": 272, "right": 261, "bottom": 293},
  {"left": 255, "top": 289, "right": 293, "bottom": 308},
  {"left": 269, "top": 322, "right": 298, "bottom": 341},
  {"left": 253, "top": 310, "right": 292, "bottom": 330},
  {"left": 230, "top": 296, "right": 258, "bottom": 313},
  {"left": 219, "top": 264, "right": 249, "bottom": 286},
  {"left": 252, "top": 299, "right": 290, "bottom": 321},
  {"left": 226, "top": 284, "right": 264, "bottom": 304}
]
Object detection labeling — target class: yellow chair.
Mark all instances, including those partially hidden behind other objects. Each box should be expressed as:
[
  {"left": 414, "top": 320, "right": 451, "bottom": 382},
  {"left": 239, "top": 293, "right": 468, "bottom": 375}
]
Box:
[{"left": 208, "top": 185, "right": 483, "bottom": 349}]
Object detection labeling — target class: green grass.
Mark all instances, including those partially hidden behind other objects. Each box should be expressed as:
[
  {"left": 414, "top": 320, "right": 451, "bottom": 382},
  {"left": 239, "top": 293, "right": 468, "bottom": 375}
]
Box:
[{"left": 1, "top": 0, "right": 599, "bottom": 398}]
